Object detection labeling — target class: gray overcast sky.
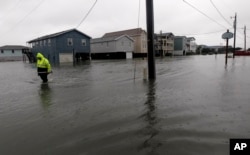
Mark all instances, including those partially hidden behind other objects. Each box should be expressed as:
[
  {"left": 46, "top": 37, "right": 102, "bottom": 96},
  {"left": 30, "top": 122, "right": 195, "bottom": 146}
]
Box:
[{"left": 0, "top": 0, "right": 249, "bottom": 48}]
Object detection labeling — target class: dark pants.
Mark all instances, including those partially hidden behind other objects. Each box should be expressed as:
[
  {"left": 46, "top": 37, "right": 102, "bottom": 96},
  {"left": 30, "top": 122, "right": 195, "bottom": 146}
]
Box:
[
  {"left": 39, "top": 73, "right": 48, "bottom": 83},
  {"left": 38, "top": 68, "right": 48, "bottom": 83}
]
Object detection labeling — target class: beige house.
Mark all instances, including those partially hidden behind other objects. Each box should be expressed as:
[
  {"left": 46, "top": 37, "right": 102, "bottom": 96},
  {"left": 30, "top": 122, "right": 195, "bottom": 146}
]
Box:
[
  {"left": 155, "top": 32, "right": 175, "bottom": 56},
  {"left": 103, "top": 28, "right": 147, "bottom": 56}
]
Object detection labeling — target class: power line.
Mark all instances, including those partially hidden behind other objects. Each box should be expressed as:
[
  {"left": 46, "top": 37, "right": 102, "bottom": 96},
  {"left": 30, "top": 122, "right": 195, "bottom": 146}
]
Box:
[
  {"left": 1, "top": 0, "right": 45, "bottom": 34},
  {"left": 175, "top": 29, "right": 226, "bottom": 36},
  {"left": 183, "top": 0, "right": 228, "bottom": 29},
  {"left": 76, "top": 0, "right": 98, "bottom": 29},
  {"left": 16, "top": 0, "right": 45, "bottom": 25},
  {"left": 0, "top": 0, "right": 22, "bottom": 20},
  {"left": 210, "top": 0, "right": 232, "bottom": 26},
  {"left": 210, "top": 0, "right": 243, "bottom": 39}
]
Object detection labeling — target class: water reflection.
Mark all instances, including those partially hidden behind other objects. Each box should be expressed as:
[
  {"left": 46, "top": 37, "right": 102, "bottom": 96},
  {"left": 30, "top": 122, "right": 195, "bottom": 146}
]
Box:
[
  {"left": 138, "top": 80, "right": 162, "bottom": 154},
  {"left": 39, "top": 84, "right": 52, "bottom": 109}
]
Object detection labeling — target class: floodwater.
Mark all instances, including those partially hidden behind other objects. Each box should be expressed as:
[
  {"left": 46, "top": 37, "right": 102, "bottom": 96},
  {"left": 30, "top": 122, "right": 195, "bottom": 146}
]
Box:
[{"left": 1, "top": 55, "right": 250, "bottom": 155}]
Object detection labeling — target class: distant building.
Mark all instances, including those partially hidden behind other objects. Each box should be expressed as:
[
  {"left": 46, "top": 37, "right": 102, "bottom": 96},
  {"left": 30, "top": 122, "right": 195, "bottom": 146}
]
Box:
[
  {"left": 91, "top": 35, "right": 134, "bottom": 59},
  {"left": 155, "top": 32, "right": 175, "bottom": 56},
  {"left": 0, "top": 45, "right": 30, "bottom": 61},
  {"left": 103, "top": 28, "right": 147, "bottom": 57},
  {"left": 187, "top": 37, "right": 196, "bottom": 54},
  {"left": 174, "top": 36, "right": 196, "bottom": 55},
  {"left": 198, "top": 45, "right": 229, "bottom": 54},
  {"left": 27, "top": 29, "right": 91, "bottom": 64}
]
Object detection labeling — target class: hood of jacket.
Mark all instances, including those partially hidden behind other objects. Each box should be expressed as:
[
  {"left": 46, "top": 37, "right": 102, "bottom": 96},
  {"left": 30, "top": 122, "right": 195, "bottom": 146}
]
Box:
[{"left": 36, "top": 52, "right": 44, "bottom": 59}]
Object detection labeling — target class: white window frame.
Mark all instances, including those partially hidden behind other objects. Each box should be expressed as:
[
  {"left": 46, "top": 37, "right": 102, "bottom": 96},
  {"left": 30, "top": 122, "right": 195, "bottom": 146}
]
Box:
[
  {"left": 67, "top": 38, "right": 73, "bottom": 46},
  {"left": 82, "top": 39, "right": 87, "bottom": 46},
  {"left": 48, "top": 39, "right": 51, "bottom": 46}
]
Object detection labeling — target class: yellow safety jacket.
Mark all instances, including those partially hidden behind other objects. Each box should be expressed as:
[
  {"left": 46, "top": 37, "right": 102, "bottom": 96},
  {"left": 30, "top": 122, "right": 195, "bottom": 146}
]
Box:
[{"left": 36, "top": 53, "right": 51, "bottom": 72}]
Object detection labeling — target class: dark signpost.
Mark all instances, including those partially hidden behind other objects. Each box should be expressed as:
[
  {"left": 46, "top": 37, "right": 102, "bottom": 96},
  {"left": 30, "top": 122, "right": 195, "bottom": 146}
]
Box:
[{"left": 222, "top": 30, "right": 234, "bottom": 65}]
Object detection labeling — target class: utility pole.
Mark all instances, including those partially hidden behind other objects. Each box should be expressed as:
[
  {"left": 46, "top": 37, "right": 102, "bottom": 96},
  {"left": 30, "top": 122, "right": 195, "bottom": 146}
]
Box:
[
  {"left": 244, "top": 25, "right": 246, "bottom": 51},
  {"left": 146, "top": 0, "right": 156, "bottom": 79},
  {"left": 233, "top": 13, "right": 237, "bottom": 58}
]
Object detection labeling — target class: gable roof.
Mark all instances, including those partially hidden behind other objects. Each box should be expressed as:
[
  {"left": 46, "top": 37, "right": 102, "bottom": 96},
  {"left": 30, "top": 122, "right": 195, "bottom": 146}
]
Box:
[
  {"left": 156, "top": 32, "right": 174, "bottom": 37},
  {"left": 0, "top": 45, "right": 30, "bottom": 50},
  {"left": 91, "top": 35, "right": 134, "bottom": 44},
  {"left": 187, "top": 37, "right": 196, "bottom": 41},
  {"left": 27, "top": 29, "right": 91, "bottom": 43},
  {"left": 102, "top": 28, "right": 146, "bottom": 38}
]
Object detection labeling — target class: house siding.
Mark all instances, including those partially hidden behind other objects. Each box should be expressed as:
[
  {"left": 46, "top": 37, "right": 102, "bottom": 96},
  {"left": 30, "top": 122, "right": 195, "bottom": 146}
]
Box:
[
  {"left": 91, "top": 36, "right": 134, "bottom": 54},
  {"left": 174, "top": 38, "right": 184, "bottom": 51},
  {"left": 102, "top": 28, "right": 147, "bottom": 54},
  {"left": 115, "top": 37, "right": 134, "bottom": 52},
  {"left": 56, "top": 31, "right": 91, "bottom": 54},
  {"left": 155, "top": 33, "right": 175, "bottom": 56},
  {"left": 91, "top": 41, "right": 116, "bottom": 53},
  {"left": 0, "top": 46, "right": 29, "bottom": 61},
  {"left": 28, "top": 29, "right": 91, "bottom": 64},
  {"left": 0, "top": 49, "right": 23, "bottom": 61},
  {"left": 31, "top": 38, "right": 57, "bottom": 63},
  {"left": 91, "top": 35, "right": 134, "bottom": 59},
  {"left": 174, "top": 36, "right": 196, "bottom": 55}
]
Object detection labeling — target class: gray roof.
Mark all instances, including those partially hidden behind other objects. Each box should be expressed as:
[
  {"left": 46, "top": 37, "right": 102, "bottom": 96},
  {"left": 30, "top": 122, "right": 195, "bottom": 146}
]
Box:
[
  {"left": 187, "top": 37, "right": 195, "bottom": 41},
  {"left": 91, "top": 35, "right": 134, "bottom": 44},
  {"left": 102, "top": 28, "right": 146, "bottom": 38},
  {"left": 27, "top": 29, "right": 91, "bottom": 43},
  {"left": 156, "top": 32, "right": 174, "bottom": 37},
  {"left": 174, "top": 36, "right": 196, "bottom": 41},
  {"left": 174, "top": 36, "right": 187, "bottom": 39},
  {"left": 0, "top": 45, "right": 30, "bottom": 50}
]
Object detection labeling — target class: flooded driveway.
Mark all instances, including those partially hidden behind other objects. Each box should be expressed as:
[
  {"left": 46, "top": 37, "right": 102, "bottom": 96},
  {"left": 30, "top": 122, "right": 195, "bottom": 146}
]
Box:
[{"left": 0, "top": 55, "right": 250, "bottom": 155}]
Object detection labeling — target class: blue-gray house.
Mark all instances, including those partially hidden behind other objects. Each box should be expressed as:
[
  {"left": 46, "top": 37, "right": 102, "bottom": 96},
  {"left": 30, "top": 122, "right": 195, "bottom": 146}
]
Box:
[{"left": 27, "top": 29, "right": 91, "bottom": 64}]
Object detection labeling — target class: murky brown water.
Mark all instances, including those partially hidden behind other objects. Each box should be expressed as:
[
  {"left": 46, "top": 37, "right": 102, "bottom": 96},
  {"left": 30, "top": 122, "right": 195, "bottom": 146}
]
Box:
[{"left": 1, "top": 55, "right": 250, "bottom": 155}]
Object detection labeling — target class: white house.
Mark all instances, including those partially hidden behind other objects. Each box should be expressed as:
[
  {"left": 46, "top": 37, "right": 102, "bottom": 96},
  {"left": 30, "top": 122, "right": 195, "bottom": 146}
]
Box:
[
  {"left": 155, "top": 32, "right": 175, "bottom": 56},
  {"left": 91, "top": 35, "right": 134, "bottom": 59},
  {"left": 173, "top": 36, "right": 196, "bottom": 55},
  {"left": 187, "top": 37, "right": 197, "bottom": 54},
  {"left": 0, "top": 45, "right": 29, "bottom": 61}
]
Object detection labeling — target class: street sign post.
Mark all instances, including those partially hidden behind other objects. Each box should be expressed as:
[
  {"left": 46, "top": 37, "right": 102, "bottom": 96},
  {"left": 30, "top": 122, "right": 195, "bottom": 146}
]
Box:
[{"left": 222, "top": 30, "right": 234, "bottom": 65}]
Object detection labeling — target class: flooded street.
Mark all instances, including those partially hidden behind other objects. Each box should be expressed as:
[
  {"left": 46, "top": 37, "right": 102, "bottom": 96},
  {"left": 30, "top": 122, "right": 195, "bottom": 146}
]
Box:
[{"left": 1, "top": 55, "right": 250, "bottom": 155}]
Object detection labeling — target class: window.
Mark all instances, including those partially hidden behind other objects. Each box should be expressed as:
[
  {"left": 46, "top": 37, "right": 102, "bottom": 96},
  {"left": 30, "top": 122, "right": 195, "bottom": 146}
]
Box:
[
  {"left": 48, "top": 39, "right": 51, "bottom": 46},
  {"left": 44, "top": 40, "right": 46, "bottom": 46},
  {"left": 40, "top": 41, "right": 43, "bottom": 46},
  {"left": 82, "top": 39, "right": 86, "bottom": 46},
  {"left": 67, "top": 38, "right": 73, "bottom": 46},
  {"left": 1, "top": 50, "right": 3, "bottom": 53},
  {"left": 12, "top": 50, "right": 15, "bottom": 54}
]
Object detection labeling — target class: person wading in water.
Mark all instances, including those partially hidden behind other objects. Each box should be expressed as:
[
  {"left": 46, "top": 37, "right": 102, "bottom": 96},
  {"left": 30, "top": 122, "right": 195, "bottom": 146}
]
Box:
[{"left": 36, "top": 52, "right": 52, "bottom": 83}]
